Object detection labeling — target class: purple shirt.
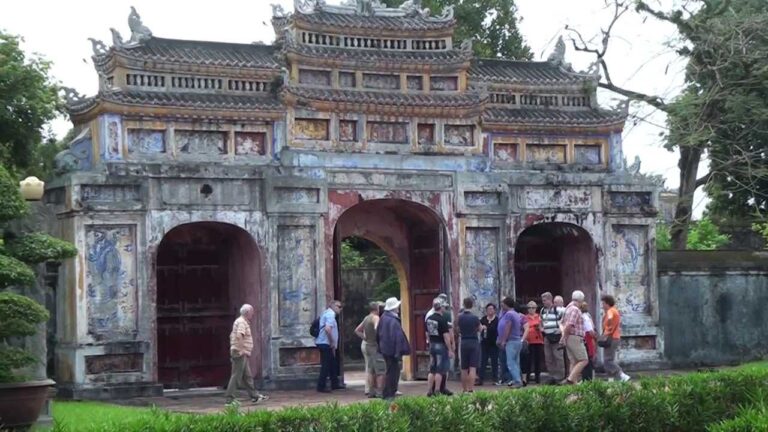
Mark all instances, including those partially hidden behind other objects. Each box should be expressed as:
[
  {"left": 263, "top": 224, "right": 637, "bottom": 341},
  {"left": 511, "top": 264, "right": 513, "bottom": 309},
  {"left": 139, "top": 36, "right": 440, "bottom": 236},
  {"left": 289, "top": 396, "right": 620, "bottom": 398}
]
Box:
[{"left": 496, "top": 310, "right": 525, "bottom": 343}]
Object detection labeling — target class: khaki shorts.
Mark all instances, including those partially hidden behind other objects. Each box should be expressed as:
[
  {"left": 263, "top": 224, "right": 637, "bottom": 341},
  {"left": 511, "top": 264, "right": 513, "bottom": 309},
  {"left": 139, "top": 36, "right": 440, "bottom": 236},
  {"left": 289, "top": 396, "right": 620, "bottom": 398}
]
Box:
[
  {"left": 363, "top": 342, "right": 386, "bottom": 375},
  {"left": 565, "top": 335, "right": 588, "bottom": 363}
]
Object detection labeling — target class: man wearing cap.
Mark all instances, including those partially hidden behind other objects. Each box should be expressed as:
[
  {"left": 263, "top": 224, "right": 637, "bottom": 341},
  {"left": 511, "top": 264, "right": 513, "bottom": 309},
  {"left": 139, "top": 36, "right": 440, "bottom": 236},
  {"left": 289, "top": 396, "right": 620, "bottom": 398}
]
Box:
[
  {"left": 377, "top": 297, "right": 411, "bottom": 400},
  {"left": 425, "top": 294, "right": 454, "bottom": 396}
]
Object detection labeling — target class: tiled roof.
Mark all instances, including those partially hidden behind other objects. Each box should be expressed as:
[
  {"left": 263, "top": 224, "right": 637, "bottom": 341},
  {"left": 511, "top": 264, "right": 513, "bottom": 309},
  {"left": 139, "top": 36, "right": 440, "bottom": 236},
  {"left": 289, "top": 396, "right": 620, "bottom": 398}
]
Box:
[
  {"left": 470, "top": 59, "right": 590, "bottom": 84},
  {"left": 284, "top": 86, "right": 486, "bottom": 108},
  {"left": 98, "top": 37, "right": 281, "bottom": 69},
  {"left": 285, "top": 44, "right": 473, "bottom": 66},
  {"left": 68, "top": 90, "right": 282, "bottom": 115},
  {"left": 294, "top": 10, "right": 455, "bottom": 32},
  {"left": 483, "top": 107, "right": 626, "bottom": 127}
]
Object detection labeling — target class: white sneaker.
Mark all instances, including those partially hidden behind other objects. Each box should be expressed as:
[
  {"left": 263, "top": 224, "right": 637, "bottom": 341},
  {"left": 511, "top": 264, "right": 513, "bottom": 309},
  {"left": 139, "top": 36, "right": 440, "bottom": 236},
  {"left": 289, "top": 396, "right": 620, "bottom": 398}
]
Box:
[{"left": 620, "top": 373, "right": 631, "bottom": 382}]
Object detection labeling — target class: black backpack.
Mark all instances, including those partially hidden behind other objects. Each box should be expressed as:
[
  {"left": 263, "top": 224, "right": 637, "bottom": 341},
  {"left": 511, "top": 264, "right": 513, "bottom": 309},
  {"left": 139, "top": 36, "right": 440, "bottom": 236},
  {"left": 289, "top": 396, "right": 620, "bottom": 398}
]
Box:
[{"left": 309, "top": 317, "right": 321, "bottom": 338}]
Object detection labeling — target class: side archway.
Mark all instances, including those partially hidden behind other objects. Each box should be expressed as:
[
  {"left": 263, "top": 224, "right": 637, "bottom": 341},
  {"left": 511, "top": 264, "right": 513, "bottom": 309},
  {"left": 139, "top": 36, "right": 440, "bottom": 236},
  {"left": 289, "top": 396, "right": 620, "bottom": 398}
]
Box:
[{"left": 155, "top": 222, "right": 263, "bottom": 389}]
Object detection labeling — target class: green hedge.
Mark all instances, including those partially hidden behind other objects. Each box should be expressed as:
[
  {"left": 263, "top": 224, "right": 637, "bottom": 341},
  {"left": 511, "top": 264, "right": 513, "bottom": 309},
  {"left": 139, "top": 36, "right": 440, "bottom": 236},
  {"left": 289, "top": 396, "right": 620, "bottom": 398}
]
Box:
[
  {"left": 56, "top": 368, "right": 768, "bottom": 432},
  {"left": 709, "top": 407, "right": 768, "bottom": 432}
]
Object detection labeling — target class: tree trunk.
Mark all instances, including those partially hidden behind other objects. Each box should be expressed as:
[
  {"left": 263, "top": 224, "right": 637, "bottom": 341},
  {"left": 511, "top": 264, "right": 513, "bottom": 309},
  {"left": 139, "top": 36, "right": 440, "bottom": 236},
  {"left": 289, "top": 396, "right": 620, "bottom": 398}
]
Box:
[{"left": 671, "top": 146, "right": 703, "bottom": 249}]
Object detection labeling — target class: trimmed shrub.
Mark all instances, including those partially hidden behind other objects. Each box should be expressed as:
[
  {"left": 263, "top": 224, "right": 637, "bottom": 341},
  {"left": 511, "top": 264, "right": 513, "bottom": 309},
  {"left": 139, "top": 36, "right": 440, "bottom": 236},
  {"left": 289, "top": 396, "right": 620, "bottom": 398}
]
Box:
[
  {"left": 56, "top": 368, "right": 768, "bottom": 432},
  {"left": 709, "top": 407, "right": 768, "bottom": 432},
  {"left": 5, "top": 232, "right": 78, "bottom": 264}
]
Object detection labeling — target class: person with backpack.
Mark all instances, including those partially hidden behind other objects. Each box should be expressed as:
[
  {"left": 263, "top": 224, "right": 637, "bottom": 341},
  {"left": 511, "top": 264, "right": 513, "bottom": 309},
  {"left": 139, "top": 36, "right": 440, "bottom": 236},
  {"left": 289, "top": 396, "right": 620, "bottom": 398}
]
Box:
[
  {"left": 377, "top": 297, "right": 411, "bottom": 400},
  {"left": 540, "top": 291, "right": 566, "bottom": 384},
  {"left": 315, "top": 300, "right": 345, "bottom": 393}
]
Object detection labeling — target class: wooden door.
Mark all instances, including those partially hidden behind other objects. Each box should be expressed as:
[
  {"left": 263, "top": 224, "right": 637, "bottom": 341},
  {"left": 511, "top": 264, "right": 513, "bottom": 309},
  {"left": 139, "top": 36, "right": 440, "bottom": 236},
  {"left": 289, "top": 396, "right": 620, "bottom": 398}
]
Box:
[
  {"left": 156, "top": 235, "right": 232, "bottom": 389},
  {"left": 409, "top": 227, "right": 443, "bottom": 379}
]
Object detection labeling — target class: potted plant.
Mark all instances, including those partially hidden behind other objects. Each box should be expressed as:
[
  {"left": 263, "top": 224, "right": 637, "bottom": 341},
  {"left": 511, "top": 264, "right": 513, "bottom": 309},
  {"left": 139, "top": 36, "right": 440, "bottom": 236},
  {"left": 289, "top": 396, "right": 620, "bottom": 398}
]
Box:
[{"left": 0, "top": 166, "right": 77, "bottom": 430}]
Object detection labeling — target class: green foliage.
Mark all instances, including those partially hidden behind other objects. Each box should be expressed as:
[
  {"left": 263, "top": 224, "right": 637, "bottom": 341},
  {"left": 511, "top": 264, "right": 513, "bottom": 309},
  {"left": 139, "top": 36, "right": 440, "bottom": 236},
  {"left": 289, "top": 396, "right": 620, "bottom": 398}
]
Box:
[
  {"left": 753, "top": 222, "right": 768, "bottom": 247},
  {"left": 48, "top": 368, "right": 768, "bottom": 432},
  {"left": 0, "top": 31, "right": 62, "bottom": 176},
  {"left": 0, "top": 346, "right": 35, "bottom": 383},
  {"left": 0, "top": 165, "right": 28, "bottom": 224},
  {"left": 657, "top": 217, "right": 730, "bottom": 250},
  {"left": 373, "top": 274, "right": 401, "bottom": 300},
  {"left": 0, "top": 254, "right": 36, "bottom": 288},
  {"left": 340, "top": 239, "right": 365, "bottom": 269},
  {"left": 0, "top": 291, "right": 49, "bottom": 382},
  {"left": 709, "top": 407, "right": 768, "bottom": 432},
  {"left": 382, "top": 0, "right": 532, "bottom": 59},
  {"left": 6, "top": 232, "right": 78, "bottom": 264}
]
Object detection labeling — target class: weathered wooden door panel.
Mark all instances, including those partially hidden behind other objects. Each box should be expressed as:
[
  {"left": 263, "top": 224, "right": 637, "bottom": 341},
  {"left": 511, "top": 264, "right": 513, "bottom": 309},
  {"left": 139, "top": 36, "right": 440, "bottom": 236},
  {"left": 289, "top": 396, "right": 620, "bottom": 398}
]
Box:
[
  {"left": 157, "top": 236, "right": 232, "bottom": 389},
  {"left": 409, "top": 228, "right": 443, "bottom": 379}
]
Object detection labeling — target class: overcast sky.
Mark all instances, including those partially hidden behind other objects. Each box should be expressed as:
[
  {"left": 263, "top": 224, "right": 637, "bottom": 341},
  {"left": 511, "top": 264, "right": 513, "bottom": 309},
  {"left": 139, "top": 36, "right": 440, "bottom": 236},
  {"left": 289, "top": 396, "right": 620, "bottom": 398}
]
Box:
[{"left": 0, "top": 0, "right": 705, "bottom": 214}]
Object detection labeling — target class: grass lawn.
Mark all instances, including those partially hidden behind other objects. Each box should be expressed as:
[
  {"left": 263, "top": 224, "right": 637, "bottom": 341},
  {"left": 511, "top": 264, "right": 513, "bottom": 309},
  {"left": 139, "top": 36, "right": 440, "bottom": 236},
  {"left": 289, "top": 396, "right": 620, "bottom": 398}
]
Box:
[{"left": 46, "top": 401, "right": 162, "bottom": 431}]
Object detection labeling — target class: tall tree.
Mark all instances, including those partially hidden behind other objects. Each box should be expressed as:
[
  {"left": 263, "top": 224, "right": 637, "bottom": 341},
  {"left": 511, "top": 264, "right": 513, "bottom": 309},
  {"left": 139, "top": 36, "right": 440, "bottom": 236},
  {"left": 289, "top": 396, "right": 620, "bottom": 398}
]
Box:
[
  {"left": 567, "top": 0, "right": 768, "bottom": 249},
  {"left": 0, "top": 31, "right": 62, "bottom": 177},
  {"left": 382, "top": 0, "right": 533, "bottom": 59}
]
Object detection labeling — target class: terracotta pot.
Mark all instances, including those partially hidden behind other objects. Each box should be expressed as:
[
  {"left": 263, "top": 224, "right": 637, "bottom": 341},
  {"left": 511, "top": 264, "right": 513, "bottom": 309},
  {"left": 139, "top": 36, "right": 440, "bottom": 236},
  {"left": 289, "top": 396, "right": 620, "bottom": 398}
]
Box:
[{"left": 0, "top": 379, "right": 55, "bottom": 430}]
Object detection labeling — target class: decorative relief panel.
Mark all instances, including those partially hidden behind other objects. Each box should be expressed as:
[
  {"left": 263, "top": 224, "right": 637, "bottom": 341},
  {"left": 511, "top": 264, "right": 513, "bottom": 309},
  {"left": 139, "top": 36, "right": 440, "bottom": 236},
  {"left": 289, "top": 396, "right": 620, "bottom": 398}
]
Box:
[
  {"left": 574, "top": 145, "right": 601, "bottom": 164},
  {"left": 86, "top": 225, "right": 138, "bottom": 337},
  {"left": 277, "top": 226, "right": 316, "bottom": 327},
  {"left": 465, "top": 192, "right": 501, "bottom": 207},
  {"left": 444, "top": 125, "right": 473, "bottom": 147},
  {"left": 86, "top": 354, "right": 143, "bottom": 374},
  {"left": 417, "top": 124, "right": 435, "bottom": 146},
  {"left": 295, "top": 119, "right": 329, "bottom": 140},
  {"left": 339, "top": 120, "right": 357, "bottom": 142},
  {"left": 367, "top": 122, "right": 408, "bottom": 144},
  {"left": 102, "top": 114, "right": 122, "bottom": 160},
  {"left": 430, "top": 76, "right": 458, "bottom": 91},
  {"left": 464, "top": 228, "right": 499, "bottom": 315},
  {"left": 494, "top": 143, "right": 518, "bottom": 162},
  {"left": 81, "top": 185, "right": 140, "bottom": 203},
  {"left": 527, "top": 144, "right": 566, "bottom": 163},
  {"left": 339, "top": 71, "right": 356, "bottom": 88},
  {"left": 175, "top": 130, "right": 226, "bottom": 155},
  {"left": 299, "top": 69, "right": 331, "bottom": 86},
  {"left": 609, "top": 192, "right": 652, "bottom": 210},
  {"left": 127, "top": 129, "right": 165, "bottom": 155},
  {"left": 279, "top": 348, "right": 320, "bottom": 366},
  {"left": 522, "top": 187, "right": 592, "bottom": 209},
  {"left": 274, "top": 187, "right": 319, "bottom": 204},
  {"left": 363, "top": 73, "right": 400, "bottom": 90},
  {"left": 610, "top": 225, "right": 650, "bottom": 315},
  {"left": 407, "top": 75, "right": 423, "bottom": 90},
  {"left": 235, "top": 132, "right": 266, "bottom": 155}
]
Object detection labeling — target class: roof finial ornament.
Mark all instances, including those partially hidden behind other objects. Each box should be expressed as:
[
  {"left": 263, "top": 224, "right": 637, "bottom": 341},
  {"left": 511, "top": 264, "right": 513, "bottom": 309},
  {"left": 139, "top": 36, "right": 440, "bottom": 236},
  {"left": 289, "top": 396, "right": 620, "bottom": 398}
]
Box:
[
  {"left": 399, "top": 0, "right": 423, "bottom": 16},
  {"left": 110, "top": 28, "right": 125, "bottom": 49},
  {"left": 295, "top": 0, "right": 324, "bottom": 14},
  {"left": 126, "top": 6, "right": 152, "bottom": 47},
  {"left": 356, "top": 0, "right": 376, "bottom": 16},
  {"left": 437, "top": 5, "right": 454, "bottom": 20},
  {"left": 271, "top": 4, "right": 288, "bottom": 17},
  {"left": 547, "top": 36, "right": 566, "bottom": 64},
  {"left": 88, "top": 38, "right": 109, "bottom": 56},
  {"left": 61, "top": 87, "right": 85, "bottom": 106},
  {"left": 460, "top": 39, "right": 473, "bottom": 53}
]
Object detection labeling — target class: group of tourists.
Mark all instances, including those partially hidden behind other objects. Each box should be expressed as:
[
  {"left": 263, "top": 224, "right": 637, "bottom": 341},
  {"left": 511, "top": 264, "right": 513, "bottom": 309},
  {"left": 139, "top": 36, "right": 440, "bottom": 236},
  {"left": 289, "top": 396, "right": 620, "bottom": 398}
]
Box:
[{"left": 223, "top": 290, "right": 630, "bottom": 404}]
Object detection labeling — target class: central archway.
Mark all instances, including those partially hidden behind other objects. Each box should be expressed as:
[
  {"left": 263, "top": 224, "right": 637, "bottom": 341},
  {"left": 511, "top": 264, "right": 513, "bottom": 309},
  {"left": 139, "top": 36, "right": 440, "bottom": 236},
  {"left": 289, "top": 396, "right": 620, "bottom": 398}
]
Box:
[
  {"left": 333, "top": 199, "right": 448, "bottom": 380},
  {"left": 514, "top": 222, "right": 598, "bottom": 310},
  {"left": 155, "top": 222, "right": 263, "bottom": 389}
]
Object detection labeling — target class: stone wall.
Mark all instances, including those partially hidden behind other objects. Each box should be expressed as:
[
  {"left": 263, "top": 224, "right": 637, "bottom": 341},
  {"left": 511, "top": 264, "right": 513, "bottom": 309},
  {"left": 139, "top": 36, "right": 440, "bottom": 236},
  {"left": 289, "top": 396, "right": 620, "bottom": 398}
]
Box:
[{"left": 658, "top": 251, "right": 768, "bottom": 367}]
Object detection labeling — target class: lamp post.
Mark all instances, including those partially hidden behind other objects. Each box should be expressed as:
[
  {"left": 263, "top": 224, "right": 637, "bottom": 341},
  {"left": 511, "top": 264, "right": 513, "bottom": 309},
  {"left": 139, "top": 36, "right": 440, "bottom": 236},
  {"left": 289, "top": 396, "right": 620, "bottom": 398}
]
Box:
[{"left": 19, "top": 176, "right": 45, "bottom": 201}]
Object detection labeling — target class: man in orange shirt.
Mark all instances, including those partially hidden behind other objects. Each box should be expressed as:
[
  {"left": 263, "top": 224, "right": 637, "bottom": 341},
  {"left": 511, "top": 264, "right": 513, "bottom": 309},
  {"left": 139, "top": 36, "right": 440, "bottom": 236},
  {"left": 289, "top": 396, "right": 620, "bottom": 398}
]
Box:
[{"left": 600, "top": 295, "right": 630, "bottom": 382}]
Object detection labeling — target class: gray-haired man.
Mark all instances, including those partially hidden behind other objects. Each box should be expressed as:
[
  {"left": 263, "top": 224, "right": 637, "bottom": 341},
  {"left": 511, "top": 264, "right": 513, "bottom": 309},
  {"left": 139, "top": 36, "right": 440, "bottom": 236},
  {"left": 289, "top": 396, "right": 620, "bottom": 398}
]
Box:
[
  {"left": 540, "top": 292, "right": 565, "bottom": 384},
  {"left": 225, "top": 304, "right": 268, "bottom": 404}
]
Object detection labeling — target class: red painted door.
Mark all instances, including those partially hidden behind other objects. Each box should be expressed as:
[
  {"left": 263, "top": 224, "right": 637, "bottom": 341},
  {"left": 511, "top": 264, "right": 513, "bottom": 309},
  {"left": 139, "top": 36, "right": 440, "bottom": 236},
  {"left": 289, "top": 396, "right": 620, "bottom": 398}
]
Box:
[
  {"left": 409, "top": 227, "right": 444, "bottom": 379},
  {"left": 156, "top": 233, "right": 233, "bottom": 389}
]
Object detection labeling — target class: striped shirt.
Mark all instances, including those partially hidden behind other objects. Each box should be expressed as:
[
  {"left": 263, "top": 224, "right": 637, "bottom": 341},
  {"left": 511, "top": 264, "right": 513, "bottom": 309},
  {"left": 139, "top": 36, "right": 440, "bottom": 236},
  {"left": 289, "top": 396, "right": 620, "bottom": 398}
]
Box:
[
  {"left": 229, "top": 316, "right": 254, "bottom": 356},
  {"left": 540, "top": 306, "right": 564, "bottom": 335}
]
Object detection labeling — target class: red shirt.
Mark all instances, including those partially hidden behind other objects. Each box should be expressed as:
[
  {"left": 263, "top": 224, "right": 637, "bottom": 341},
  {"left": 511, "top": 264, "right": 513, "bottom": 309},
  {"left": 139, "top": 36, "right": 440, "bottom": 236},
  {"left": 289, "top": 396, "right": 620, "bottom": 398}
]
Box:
[{"left": 525, "top": 314, "right": 544, "bottom": 345}]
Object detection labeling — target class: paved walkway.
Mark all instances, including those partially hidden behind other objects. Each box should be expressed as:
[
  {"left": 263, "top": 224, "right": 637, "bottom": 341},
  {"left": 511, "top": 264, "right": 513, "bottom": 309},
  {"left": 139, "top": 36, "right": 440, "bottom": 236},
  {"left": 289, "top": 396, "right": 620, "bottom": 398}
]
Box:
[{"left": 116, "top": 369, "right": 696, "bottom": 414}]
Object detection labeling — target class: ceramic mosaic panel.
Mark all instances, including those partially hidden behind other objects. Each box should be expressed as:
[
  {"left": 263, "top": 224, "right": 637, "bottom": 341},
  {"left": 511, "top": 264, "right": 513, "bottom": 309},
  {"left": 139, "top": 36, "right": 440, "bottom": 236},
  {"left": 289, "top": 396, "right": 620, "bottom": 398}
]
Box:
[
  {"left": 235, "top": 132, "right": 266, "bottom": 155},
  {"left": 102, "top": 114, "right": 122, "bottom": 160},
  {"left": 81, "top": 185, "right": 140, "bottom": 203},
  {"left": 86, "top": 354, "right": 143, "bottom": 374},
  {"left": 609, "top": 192, "right": 652, "bottom": 209},
  {"left": 611, "top": 225, "right": 650, "bottom": 315},
  {"left": 522, "top": 187, "right": 592, "bottom": 209},
  {"left": 127, "top": 129, "right": 165, "bottom": 155},
  {"left": 574, "top": 145, "right": 602, "bottom": 164},
  {"left": 430, "top": 76, "right": 458, "bottom": 91},
  {"left": 85, "top": 225, "right": 137, "bottom": 337},
  {"left": 417, "top": 124, "right": 435, "bottom": 145},
  {"left": 295, "top": 119, "right": 329, "bottom": 140},
  {"left": 526, "top": 144, "right": 566, "bottom": 163},
  {"left": 463, "top": 228, "right": 499, "bottom": 315},
  {"left": 274, "top": 187, "right": 319, "bottom": 204},
  {"left": 367, "top": 122, "right": 408, "bottom": 144},
  {"left": 444, "top": 125, "right": 473, "bottom": 147},
  {"left": 363, "top": 73, "right": 400, "bottom": 90},
  {"left": 407, "top": 75, "right": 423, "bottom": 90},
  {"left": 493, "top": 142, "right": 518, "bottom": 162},
  {"left": 465, "top": 192, "right": 501, "bottom": 207},
  {"left": 298, "top": 69, "right": 331, "bottom": 86},
  {"left": 339, "top": 72, "right": 356, "bottom": 88},
  {"left": 277, "top": 226, "right": 316, "bottom": 327},
  {"left": 175, "top": 130, "right": 226, "bottom": 155},
  {"left": 339, "top": 120, "right": 357, "bottom": 142}
]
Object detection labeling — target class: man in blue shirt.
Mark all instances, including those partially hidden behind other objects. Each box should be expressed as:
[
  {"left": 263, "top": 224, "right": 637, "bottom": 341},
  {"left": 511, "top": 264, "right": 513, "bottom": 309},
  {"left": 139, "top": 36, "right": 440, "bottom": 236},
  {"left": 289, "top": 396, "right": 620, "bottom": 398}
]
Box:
[{"left": 316, "top": 300, "right": 344, "bottom": 393}]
